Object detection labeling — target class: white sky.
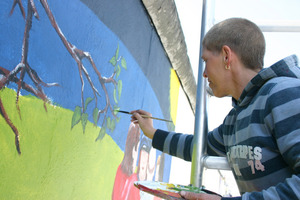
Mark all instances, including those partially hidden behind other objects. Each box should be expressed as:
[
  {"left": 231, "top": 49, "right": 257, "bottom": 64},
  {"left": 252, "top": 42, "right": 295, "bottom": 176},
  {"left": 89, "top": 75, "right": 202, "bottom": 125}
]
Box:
[{"left": 170, "top": 0, "right": 300, "bottom": 193}]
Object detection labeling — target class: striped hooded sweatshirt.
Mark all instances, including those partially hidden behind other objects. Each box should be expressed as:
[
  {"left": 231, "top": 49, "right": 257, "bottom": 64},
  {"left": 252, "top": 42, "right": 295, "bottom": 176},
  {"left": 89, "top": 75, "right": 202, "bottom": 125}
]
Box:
[{"left": 152, "top": 55, "right": 300, "bottom": 200}]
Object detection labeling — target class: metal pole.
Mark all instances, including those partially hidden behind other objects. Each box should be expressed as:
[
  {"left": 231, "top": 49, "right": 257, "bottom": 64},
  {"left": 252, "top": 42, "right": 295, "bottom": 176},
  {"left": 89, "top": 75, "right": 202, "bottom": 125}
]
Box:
[
  {"left": 260, "top": 25, "right": 300, "bottom": 32},
  {"left": 202, "top": 156, "right": 231, "bottom": 170},
  {"left": 190, "top": 0, "right": 207, "bottom": 187}
]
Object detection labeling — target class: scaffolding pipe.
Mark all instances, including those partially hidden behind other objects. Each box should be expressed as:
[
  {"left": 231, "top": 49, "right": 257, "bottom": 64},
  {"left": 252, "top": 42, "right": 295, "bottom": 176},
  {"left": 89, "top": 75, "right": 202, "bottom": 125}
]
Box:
[
  {"left": 190, "top": 0, "right": 207, "bottom": 188},
  {"left": 201, "top": 156, "right": 231, "bottom": 170},
  {"left": 260, "top": 25, "right": 300, "bottom": 32},
  {"left": 259, "top": 21, "right": 300, "bottom": 32}
]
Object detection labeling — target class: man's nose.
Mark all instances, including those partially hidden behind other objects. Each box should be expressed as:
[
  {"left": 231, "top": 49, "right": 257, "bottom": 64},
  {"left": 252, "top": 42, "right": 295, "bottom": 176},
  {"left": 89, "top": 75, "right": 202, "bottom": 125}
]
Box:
[{"left": 203, "top": 68, "right": 208, "bottom": 78}]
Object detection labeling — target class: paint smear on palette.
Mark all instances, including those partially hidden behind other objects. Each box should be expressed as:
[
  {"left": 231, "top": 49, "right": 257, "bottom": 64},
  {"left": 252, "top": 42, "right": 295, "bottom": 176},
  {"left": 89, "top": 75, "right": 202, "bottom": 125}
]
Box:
[{"left": 134, "top": 181, "right": 206, "bottom": 200}]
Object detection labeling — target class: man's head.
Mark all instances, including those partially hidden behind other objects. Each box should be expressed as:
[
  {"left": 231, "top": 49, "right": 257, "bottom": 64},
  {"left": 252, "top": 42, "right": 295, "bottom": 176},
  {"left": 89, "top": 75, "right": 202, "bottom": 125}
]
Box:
[{"left": 202, "top": 18, "right": 265, "bottom": 70}]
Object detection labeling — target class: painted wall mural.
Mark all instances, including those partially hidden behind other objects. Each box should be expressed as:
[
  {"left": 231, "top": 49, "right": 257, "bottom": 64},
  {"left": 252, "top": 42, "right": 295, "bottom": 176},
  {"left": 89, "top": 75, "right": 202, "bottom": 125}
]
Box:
[{"left": 0, "top": 0, "right": 180, "bottom": 199}]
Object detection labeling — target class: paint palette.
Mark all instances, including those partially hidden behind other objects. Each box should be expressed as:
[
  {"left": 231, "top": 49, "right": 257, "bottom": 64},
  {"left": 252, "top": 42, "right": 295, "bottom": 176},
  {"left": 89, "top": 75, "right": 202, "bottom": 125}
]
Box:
[{"left": 134, "top": 181, "right": 206, "bottom": 200}]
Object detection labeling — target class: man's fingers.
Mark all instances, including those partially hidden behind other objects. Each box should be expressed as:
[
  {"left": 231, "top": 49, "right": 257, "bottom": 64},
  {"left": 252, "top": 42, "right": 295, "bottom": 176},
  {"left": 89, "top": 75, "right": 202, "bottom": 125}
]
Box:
[
  {"left": 180, "top": 191, "right": 193, "bottom": 199},
  {"left": 130, "top": 109, "right": 152, "bottom": 117},
  {"left": 130, "top": 112, "right": 145, "bottom": 124},
  {"left": 180, "top": 191, "right": 222, "bottom": 200},
  {"left": 180, "top": 191, "right": 204, "bottom": 200}
]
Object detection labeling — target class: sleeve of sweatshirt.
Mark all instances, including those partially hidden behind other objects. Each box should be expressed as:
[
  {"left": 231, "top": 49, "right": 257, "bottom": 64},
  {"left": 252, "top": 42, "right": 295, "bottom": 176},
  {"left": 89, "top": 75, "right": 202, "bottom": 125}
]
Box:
[
  {"left": 152, "top": 129, "right": 194, "bottom": 161},
  {"left": 152, "top": 126, "right": 227, "bottom": 161},
  {"left": 152, "top": 131, "right": 243, "bottom": 200}
]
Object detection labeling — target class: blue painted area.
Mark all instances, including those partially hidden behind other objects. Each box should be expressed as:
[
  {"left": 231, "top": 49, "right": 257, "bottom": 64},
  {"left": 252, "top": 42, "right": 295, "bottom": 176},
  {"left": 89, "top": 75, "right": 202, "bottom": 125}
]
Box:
[{"left": 0, "top": 0, "right": 171, "bottom": 181}]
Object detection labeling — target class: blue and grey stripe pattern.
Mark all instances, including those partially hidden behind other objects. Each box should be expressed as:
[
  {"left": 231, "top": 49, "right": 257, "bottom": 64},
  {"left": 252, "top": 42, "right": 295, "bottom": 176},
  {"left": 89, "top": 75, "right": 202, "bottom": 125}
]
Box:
[
  {"left": 212, "top": 55, "right": 300, "bottom": 199},
  {"left": 152, "top": 55, "right": 300, "bottom": 200},
  {"left": 152, "top": 129, "right": 193, "bottom": 161}
]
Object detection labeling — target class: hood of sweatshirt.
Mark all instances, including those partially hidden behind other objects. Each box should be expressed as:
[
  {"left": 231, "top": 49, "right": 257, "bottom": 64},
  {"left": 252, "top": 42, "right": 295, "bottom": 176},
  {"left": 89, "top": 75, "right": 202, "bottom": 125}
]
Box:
[{"left": 235, "top": 55, "right": 300, "bottom": 107}]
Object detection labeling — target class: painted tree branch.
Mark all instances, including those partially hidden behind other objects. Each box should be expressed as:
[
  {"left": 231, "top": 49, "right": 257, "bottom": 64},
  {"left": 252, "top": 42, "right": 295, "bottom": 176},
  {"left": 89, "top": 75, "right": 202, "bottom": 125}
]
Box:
[
  {"left": 0, "top": 98, "right": 21, "bottom": 154},
  {"left": 0, "top": 0, "right": 58, "bottom": 154},
  {"left": 39, "top": 0, "right": 117, "bottom": 119},
  {"left": 2, "top": 0, "right": 121, "bottom": 153},
  {"left": 10, "top": 0, "right": 26, "bottom": 19}
]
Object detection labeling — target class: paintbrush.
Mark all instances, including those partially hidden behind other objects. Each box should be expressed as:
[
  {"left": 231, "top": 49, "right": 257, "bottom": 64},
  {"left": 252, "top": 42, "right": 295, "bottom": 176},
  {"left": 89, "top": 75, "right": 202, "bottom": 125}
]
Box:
[{"left": 115, "top": 110, "right": 173, "bottom": 123}]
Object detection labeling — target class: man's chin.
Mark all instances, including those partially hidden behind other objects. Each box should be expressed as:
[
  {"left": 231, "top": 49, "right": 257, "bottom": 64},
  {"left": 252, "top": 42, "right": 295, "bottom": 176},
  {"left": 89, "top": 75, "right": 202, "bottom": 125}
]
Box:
[{"left": 206, "top": 86, "right": 214, "bottom": 96}]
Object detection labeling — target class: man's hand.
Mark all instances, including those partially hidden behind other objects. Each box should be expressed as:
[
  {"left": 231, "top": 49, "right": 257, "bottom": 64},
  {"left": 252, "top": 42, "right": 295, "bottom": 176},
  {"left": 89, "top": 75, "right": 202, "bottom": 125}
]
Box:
[
  {"left": 130, "top": 109, "right": 157, "bottom": 139},
  {"left": 180, "top": 191, "right": 222, "bottom": 200}
]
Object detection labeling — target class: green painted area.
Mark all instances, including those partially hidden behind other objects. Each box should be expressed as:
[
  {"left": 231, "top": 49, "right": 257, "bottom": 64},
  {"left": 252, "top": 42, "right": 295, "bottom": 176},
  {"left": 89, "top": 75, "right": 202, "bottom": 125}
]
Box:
[{"left": 0, "top": 88, "right": 123, "bottom": 200}]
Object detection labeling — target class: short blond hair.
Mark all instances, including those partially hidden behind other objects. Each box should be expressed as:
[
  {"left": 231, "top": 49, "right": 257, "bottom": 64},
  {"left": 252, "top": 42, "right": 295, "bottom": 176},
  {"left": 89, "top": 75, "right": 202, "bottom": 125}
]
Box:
[{"left": 203, "top": 18, "right": 265, "bottom": 70}]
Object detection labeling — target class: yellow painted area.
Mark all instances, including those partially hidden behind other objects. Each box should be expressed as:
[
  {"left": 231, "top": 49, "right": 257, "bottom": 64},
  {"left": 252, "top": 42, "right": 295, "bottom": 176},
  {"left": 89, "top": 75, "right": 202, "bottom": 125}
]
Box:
[
  {"left": 169, "top": 68, "right": 180, "bottom": 125},
  {"left": 0, "top": 88, "right": 123, "bottom": 200}
]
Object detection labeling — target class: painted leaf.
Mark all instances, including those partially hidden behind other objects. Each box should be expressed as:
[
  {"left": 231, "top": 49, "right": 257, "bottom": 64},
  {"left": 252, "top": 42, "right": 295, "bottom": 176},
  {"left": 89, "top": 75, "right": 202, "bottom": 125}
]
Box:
[
  {"left": 115, "top": 44, "right": 119, "bottom": 60},
  {"left": 113, "top": 88, "right": 118, "bottom": 103},
  {"left": 93, "top": 107, "right": 99, "bottom": 125},
  {"left": 113, "top": 106, "right": 120, "bottom": 115},
  {"left": 106, "top": 117, "right": 111, "bottom": 130},
  {"left": 118, "top": 80, "right": 122, "bottom": 100},
  {"left": 111, "top": 119, "right": 116, "bottom": 132},
  {"left": 71, "top": 106, "right": 82, "bottom": 129},
  {"left": 81, "top": 113, "right": 88, "bottom": 133},
  {"left": 116, "top": 65, "right": 121, "bottom": 79},
  {"left": 109, "top": 56, "right": 117, "bottom": 66},
  {"left": 121, "top": 57, "right": 127, "bottom": 69},
  {"left": 96, "top": 127, "right": 106, "bottom": 141},
  {"left": 84, "top": 97, "right": 93, "bottom": 112}
]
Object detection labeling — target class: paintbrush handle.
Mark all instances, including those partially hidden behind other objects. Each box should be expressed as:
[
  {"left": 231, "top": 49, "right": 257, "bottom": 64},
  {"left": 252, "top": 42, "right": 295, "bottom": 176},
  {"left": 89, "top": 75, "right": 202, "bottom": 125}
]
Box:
[
  {"left": 140, "top": 115, "right": 173, "bottom": 123},
  {"left": 117, "top": 110, "right": 172, "bottom": 123}
]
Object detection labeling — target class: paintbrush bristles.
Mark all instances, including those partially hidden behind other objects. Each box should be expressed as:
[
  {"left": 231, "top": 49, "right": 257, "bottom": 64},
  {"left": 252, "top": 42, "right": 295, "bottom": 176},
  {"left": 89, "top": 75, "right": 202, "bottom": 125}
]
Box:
[{"left": 117, "top": 110, "right": 130, "bottom": 114}]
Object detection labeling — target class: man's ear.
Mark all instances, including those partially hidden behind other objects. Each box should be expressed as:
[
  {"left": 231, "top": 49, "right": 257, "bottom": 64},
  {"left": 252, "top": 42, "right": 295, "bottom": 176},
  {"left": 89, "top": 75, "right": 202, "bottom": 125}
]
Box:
[{"left": 222, "top": 45, "right": 232, "bottom": 64}]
